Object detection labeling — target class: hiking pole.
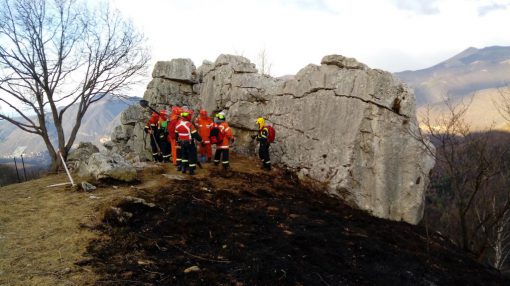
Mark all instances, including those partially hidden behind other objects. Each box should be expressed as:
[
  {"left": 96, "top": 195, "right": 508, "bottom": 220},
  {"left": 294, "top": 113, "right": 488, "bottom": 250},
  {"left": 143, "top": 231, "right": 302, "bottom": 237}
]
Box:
[{"left": 150, "top": 132, "right": 163, "bottom": 159}]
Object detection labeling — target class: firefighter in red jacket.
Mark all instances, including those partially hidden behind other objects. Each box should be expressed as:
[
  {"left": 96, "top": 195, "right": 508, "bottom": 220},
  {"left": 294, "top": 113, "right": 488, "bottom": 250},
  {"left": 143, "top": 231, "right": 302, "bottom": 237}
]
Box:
[
  {"left": 175, "top": 111, "right": 202, "bottom": 175},
  {"left": 144, "top": 112, "right": 161, "bottom": 162},
  {"left": 256, "top": 117, "right": 271, "bottom": 170},
  {"left": 195, "top": 109, "right": 213, "bottom": 162},
  {"left": 213, "top": 113, "right": 234, "bottom": 170}
]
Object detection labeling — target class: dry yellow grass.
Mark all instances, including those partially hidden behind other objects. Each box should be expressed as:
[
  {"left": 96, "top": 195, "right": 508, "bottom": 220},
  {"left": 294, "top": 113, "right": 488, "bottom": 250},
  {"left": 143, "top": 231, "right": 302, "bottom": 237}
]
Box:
[
  {"left": 0, "top": 172, "right": 138, "bottom": 285},
  {"left": 0, "top": 156, "right": 264, "bottom": 285}
]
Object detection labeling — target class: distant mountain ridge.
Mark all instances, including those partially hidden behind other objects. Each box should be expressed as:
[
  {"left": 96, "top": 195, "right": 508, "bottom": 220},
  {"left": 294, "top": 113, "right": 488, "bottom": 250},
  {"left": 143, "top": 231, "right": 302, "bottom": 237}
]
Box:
[
  {"left": 0, "top": 95, "right": 141, "bottom": 158},
  {"left": 396, "top": 46, "right": 510, "bottom": 106}
]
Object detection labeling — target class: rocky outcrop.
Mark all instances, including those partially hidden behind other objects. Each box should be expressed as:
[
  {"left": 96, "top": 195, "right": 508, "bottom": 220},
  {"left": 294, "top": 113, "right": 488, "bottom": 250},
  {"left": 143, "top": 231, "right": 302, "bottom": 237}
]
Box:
[
  {"left": 78, "top": 153, "right": 137, "bottom": 182},
  {"left": 113, "top": 54, "right": 435, "bottom": 224},
  {"left": 67, "top": 142, "right": 100, "bottom": 170}
]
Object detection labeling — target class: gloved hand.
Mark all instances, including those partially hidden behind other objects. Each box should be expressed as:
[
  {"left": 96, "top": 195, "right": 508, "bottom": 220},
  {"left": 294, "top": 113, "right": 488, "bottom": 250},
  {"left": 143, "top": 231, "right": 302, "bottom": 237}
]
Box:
[{"left": 251, "top": 134, "right": 257, "bottom": 140}]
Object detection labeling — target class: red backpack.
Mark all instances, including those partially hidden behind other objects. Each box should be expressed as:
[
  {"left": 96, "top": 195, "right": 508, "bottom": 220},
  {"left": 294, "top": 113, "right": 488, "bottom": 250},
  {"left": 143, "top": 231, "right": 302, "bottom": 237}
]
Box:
[
  {"left": 209, "top": 126, "right": 224, "bottom": 144},
  {"left": 266, "top": 125, "right": 275, "bottom": 143}
]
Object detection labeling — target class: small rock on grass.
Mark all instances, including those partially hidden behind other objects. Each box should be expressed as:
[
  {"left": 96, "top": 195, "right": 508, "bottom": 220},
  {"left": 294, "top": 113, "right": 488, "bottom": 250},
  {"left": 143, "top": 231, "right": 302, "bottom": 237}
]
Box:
[
  {"left": 81, "top": 181, "right": 96, "bottom": 192},
  {"left": 184, "top": 266, "right": 200, "bottom": 273}
]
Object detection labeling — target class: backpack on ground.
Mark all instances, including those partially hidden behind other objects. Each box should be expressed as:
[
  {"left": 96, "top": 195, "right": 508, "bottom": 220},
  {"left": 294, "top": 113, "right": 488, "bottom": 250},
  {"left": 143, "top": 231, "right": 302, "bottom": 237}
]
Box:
[
  {"left": 266, "top": 125, "right": 275, "bottom": 143},
  {"left": 209, "top": 126, "right": 224, "bottom": 144}
]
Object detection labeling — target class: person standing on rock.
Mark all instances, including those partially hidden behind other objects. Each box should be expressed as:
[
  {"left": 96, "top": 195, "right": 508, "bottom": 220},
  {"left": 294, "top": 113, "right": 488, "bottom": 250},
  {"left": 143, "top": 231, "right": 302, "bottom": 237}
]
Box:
[
  {"left": 175, "top": 111, "right": 202, "bottom": 175},
  {"left": 195, "top": 109, "right": 213, "bottom": 163},
  {"left": 144, "top": 111, "right": 162, "bottom": 162},
  {"left": 213, "top": 113, "right": 234, "bottom": 170},
  {"left": 255, "top": 117, "right": 271, "bottom": 170}
]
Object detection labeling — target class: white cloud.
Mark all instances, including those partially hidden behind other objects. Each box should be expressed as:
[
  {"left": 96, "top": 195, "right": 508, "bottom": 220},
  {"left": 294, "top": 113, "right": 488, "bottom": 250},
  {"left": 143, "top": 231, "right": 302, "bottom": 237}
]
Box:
[
  {"left": 478, "top": 3, "right": 509, "bottom": 16},
  {"left": 3, "top": 0, "right": 510, "bottom": 103},
  {"left": 394, "top": 0, "right": 440, "bottom": 15}
]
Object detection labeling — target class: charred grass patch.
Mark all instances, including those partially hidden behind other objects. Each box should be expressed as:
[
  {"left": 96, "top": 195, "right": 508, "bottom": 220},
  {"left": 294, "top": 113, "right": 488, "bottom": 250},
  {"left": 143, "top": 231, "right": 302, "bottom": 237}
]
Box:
[{"left": 83, "top": 168, "right": 505, "bottom": 286}]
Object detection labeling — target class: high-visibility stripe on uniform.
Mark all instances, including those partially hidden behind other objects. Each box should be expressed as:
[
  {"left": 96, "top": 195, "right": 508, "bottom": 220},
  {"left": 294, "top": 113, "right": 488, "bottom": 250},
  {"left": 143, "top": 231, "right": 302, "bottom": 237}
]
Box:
[
  {"left": 222, "top": 161, "right": 229, "bottom": 164},
  {"left": 176, "top": 121, "right": 192, "bottom": 140},
  {"left": 218, "top": 146, "right": 229, "bottom": 149},
  {"left": 189, "top": 164, "right": 196, "bottom": 167}
]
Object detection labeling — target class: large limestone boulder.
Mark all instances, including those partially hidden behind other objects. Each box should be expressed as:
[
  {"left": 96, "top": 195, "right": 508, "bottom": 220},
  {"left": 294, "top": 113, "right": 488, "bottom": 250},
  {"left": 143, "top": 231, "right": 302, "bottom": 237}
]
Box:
[
  {"left": 112, "top": 53, "right": 435, "bottom": 224},
  {"left": 78, "top": 152, "right": 137, "bottom": 182},
  {"left": 67, "top": 142, "right": 100, "bottom": 171},
  {"left": 196, "top": 54, "right": 435, "bottom": 224},
  {"left": 120, "top": 105, "right": 145, "bottom": 125},
  {"left": 152, "top": 58, "right": 197, "bottom": 83}
]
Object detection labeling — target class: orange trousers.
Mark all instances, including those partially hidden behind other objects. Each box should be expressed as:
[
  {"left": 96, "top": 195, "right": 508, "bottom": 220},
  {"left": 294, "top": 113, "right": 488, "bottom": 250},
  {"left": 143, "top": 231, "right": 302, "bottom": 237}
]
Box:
[{"left": 171, "top": 138, "right": 177, "bottom": 165}]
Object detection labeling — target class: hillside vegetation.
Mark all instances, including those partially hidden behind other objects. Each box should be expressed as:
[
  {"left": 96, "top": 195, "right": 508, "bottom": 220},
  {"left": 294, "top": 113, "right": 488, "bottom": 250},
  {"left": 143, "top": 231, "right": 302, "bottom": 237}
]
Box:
[{"left": 0, "top": 156, "right": 506, "bottom": 285}]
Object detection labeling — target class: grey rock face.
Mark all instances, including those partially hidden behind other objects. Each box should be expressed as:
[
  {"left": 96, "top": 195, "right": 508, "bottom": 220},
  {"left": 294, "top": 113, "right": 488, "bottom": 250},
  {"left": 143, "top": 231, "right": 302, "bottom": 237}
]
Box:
[
  {"left": 112, "top": 53, "right": 435, "bottom": 224},
  {"left": 67, "top": 142, "right": 100, "bottom": 171},
  {"left": 121, "top": 105, "right": 145, "bottom": 125},
  {"left": 196, "top": 54, "right": 435, "bottom": 224},
  {"left": 78, "top": 152, "right": 137, "bottom": 182},
  {"left": 152, "top": 58, "right": 197, "bottom": 83}
]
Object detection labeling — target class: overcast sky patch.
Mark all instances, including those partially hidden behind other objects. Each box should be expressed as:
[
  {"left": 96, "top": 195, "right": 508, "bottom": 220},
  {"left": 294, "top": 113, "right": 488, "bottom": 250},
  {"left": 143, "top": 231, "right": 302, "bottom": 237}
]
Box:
[
  {"left": 281, "top": 0, "right": 336, "bottom": 14},
  {"left": 394, "top": 0, "right": 439, "bottom": 15},
  {"left": 478, "top": 3, "right": 509, "bottom": 16}
]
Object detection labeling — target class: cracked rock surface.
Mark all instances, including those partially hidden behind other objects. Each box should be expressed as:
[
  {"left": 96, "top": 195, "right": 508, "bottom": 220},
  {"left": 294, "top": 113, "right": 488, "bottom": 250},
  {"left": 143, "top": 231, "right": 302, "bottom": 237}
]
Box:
[{"left": 114, "top": 54, "right": 435, "bottom": 224}]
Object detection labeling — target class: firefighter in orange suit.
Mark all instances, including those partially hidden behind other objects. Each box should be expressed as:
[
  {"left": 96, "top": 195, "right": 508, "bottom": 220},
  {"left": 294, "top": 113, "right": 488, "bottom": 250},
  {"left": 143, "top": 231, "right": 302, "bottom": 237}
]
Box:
[
  {"left": 175, "top": 112, "right": 202, "bottom": 175},
  {"left": 213, "top": 113, "right": 234, "bottom": 170},
  {"left": 168, "top": 106, "right": 182, "bottom": 166},
  {"left": 195, "top": 109, "right": 213, "bottom": 162}
]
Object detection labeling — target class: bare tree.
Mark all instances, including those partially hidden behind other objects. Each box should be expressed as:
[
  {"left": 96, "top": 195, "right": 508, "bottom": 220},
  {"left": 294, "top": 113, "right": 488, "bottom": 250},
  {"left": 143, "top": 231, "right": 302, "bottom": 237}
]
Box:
[
  {"left": 0, "top": 0, "right": 150, "bottom": 171},
  {"left": 476, "top": 197, "right": 510, "bottom": 269},
  {"left": 418, "top": 97, "right": 510, "bottom": 265},
  {"left": 493, "top": 86, "right": 510, "bottom": 123},
  {"left": 257, "top": 49, "right": 272, "bottom": 76}
]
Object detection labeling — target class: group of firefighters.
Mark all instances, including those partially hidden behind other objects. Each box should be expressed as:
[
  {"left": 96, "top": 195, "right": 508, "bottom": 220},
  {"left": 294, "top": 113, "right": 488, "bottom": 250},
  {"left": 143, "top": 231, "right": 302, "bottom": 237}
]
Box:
[{"left": 144, "top": 105, "right": 272, "bottom": 175}]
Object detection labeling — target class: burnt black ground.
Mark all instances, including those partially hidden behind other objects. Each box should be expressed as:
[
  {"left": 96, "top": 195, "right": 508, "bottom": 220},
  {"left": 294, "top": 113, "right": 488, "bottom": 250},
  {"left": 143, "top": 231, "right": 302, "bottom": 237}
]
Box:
[{"left": 82, "top": 164, "right": 506, "bottom": 286}]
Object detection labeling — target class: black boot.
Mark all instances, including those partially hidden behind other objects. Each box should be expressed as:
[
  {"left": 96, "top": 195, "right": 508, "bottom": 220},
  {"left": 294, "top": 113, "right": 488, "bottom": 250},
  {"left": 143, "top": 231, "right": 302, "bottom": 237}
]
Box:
[{"left": 189, "top": 168, "right": 195, "bottom": 175}]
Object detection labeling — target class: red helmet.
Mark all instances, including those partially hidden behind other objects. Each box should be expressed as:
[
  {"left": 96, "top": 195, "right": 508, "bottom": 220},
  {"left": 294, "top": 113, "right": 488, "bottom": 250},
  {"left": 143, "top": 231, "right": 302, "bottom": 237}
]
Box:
[
  {"left": 172, "top": 106, "right": 182, "bottom": 116},
  {"left": 150, "top": 112, "right": 159, "bottom": 120},
  {"left": 159, "top": 110, "right": 169, "bottom": 120},
  {"left": 200, "top": 109, "right": 207, "bottom": 118}
]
